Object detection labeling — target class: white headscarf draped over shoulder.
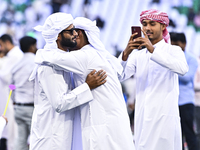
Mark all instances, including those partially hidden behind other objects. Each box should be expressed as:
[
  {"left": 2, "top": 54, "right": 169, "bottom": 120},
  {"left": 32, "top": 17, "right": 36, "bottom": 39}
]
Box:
[
  {"left": 34, "top": 12, "right": 73, "bottom": 49},
  {"left": 73, "top": 17, "right": 123, "bottom": 75},
  {"left": 29, "top": 12, "right": 73, "bottom": 81}
]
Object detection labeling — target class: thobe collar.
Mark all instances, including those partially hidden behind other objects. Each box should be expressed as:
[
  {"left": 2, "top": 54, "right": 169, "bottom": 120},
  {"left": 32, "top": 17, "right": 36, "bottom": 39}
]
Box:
[
  {"left": 81, "top": 44, "right": 92, "bottom": 50},
  {"left": 153, "top": 39, "right": 165, "bottom": 47},
  {"left": 24, "top": 52, "right": 35, "bottom": 56}
]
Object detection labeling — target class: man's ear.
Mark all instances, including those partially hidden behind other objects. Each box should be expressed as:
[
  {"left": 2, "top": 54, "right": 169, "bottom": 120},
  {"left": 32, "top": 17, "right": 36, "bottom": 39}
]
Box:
[
  {"left": 29, "top": 45, "right": 33, "bottom": 52},
  {"left": 77, "top": 30, "right": 82, "bottom": 37},
  {"left": 57, "top": 33, "right": 62, "bottom": 41},
  {"left": 5, "top": 40, "right": 10, "bottom": 46},
  {"left": 161, "top": 24, "right": 166, "bottom": 31}
]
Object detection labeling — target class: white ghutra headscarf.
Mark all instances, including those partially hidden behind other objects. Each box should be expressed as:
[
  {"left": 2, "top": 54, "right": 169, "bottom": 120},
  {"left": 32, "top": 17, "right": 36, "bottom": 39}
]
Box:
[
  {"left": 34, "top": 12, "right": 73, "bottom": 49},
  {"left": 73, "top": 17, "right": 123, "bottom": 75},
  {"left": 29, "top": 12, "right": 73, "bottom": 80}
]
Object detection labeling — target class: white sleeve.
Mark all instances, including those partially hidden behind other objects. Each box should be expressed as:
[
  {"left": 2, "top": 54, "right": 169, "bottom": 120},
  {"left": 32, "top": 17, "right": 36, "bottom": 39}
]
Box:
[
  {"left": 118, "top": 52, "right": 137, "bottom": 82},
  {"left": 39, "top": 66, "right": 93, "bottom": 113},
  {"left": 38, "top": 49, "right": 88, "bottom": 75},
  {"left": 150, "top": 45, "right": 188, "bottom": 76},
  {"left": 0, "top": 116, "right": 6, "bottom": 139}
]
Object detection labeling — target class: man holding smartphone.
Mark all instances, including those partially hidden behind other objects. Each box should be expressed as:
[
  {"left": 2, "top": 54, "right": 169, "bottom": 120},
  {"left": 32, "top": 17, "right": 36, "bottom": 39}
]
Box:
[{"left": 118, "top": 9, "right": 188, "bottom": 150}]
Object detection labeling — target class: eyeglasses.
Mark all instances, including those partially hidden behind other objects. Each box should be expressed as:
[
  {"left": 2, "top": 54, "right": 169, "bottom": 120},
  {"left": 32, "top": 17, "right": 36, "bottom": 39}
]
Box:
[{"left": 61, "top": 28, "right": 78, "bottom": 35}]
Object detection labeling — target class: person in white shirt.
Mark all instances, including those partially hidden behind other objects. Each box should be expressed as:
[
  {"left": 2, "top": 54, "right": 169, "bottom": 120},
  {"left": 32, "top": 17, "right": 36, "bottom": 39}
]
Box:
[
  {"left": 29, "top": 13, "right": 107, "bottom": 150},
  {"left": 0, "top": 115, "right": 8, "bottom": 139},
  {"left": 33, "top": 16, "right": 135, "bottom": 150},
  {"left": 118, "top": 9, "right": 188, "bottom": 150},
  {"left": 0, "top": 34, "right": 24, "bottom": 150},
  {"left": 11, "top": 36, "right": 37, "bottom": 150}
]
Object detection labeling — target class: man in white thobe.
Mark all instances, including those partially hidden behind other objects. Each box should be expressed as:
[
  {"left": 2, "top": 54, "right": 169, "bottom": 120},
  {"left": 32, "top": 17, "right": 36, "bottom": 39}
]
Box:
[
  {"left": 33, "top": 17, "right": 135, "bottom": 150},
  {"left": 29, "top": 13, "right": 106, "bottom": 150},
  {"left": 118, "top": 9, "right": 188, "bottom": 150},
  {"left": 0, "top": 34, "right": 24, "bottom": 150},
  {"left": 11, "top": 36, "right": 37, "bottom": 150}
]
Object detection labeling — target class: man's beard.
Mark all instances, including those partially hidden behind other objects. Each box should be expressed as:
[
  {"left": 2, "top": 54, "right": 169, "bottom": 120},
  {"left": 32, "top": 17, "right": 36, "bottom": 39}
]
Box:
[{"left": 60, "top": 33, "right": 77, "bottom": 48}]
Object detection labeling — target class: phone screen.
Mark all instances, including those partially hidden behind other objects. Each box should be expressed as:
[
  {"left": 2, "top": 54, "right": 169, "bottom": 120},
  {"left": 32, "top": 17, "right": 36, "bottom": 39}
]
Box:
[{"left": 131, "top": 26, "right": 141, "bottom": 39}]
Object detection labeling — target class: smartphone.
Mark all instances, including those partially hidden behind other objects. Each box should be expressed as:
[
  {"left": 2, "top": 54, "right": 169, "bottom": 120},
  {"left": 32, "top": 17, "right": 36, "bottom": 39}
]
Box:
[{"left": 131, "top": 26, "right": 141, "bottom": 39}]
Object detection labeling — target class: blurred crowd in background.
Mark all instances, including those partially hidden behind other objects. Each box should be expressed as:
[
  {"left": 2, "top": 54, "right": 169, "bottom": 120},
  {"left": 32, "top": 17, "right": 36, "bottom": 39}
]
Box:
[{"left": 0, "top": 0, "right": 199, "bottom": 54}]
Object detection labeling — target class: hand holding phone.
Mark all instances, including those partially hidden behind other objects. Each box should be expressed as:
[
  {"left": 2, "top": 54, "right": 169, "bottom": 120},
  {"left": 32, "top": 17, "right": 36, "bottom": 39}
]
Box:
[
  {"left": 122, "top": 27, "right": 142, "bottom": 61},
  {"left": 131, "top": 26, "right": 141, "bottom": 39}
]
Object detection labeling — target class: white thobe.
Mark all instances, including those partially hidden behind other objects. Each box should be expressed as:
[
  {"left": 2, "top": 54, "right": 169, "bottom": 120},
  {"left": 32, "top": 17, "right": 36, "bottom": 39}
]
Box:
[
  {"left": 0, "top": 46, "right": 23, "bottom": 141},
  {"left": 35, "top": 44, "right": 135, "bottom": 150},
  {"left": 118, "top": 39, "right": 188, "bottom": 150},
  {"left": 29, "top": 65, "right": 93, "bottom": 150}
]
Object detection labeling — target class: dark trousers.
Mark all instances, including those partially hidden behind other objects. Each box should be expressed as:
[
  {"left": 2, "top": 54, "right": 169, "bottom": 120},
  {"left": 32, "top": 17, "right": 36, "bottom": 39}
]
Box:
[
  {"left": 179, "top": 104, "right": 198, "bottom": 150},
  {"left": 0, "top": 138, "right": 7, "bottom": 150},
  {"left": 195, "top": 106, "right": 200, "bottom": 150}
]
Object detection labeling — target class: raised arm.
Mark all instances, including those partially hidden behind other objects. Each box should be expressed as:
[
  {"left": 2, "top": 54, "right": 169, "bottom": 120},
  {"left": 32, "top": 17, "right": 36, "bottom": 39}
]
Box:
[
  {"left": 150, "top": 45, "right": 188, "bottom": 76},
  {"left": 122, "top": 33, "right": 141, "bottom": 61},
  {"left": 35, "top": 49, "right": 88, "bottom": 75}
]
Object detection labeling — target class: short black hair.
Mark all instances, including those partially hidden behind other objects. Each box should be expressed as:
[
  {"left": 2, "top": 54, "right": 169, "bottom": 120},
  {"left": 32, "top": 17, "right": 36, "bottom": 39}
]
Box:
[
  {"left": 19, "top": 36, "right": 36, "bottom": 53},
  {"left": 169, "top": 32, "right": 179, "bottom": 42},
  {"left": 170, "top": 32, "right": 186, "bottom": 43},
  {"left": 0, "top": 34, "right": 13, "bottom": 44},
  {"left": 177, "top": 33, "right": 186, "bottom": 43}
]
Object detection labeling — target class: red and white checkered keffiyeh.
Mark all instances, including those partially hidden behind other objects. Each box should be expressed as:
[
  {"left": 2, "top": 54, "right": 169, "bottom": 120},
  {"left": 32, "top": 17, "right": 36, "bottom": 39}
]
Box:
[{"left": 140, "top": 9, "right": 170, "bottom": 43}]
